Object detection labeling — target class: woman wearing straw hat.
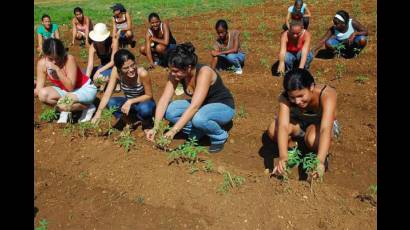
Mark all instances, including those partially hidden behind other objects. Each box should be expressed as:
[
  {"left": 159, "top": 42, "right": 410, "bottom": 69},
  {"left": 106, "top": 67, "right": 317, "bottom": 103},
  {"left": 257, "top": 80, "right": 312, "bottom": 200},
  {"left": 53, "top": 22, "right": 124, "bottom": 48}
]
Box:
[
  {"left": 86, "top": 23, "right": 120, "bottom": 91},
  {"left": 312, "top": 10, "right": 368, "bottom": 58}
]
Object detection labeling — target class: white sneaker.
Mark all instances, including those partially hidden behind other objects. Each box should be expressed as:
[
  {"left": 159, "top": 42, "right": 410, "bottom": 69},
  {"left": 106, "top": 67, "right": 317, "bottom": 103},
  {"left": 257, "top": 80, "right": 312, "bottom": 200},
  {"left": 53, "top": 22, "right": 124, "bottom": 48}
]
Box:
[
  {"left": 57, "top": 111, "right": 71, "bottom": 124},
  {"left": 235, "top": 68, "right": 243, "bottom": 75},
  {"left": 78, "top": 104, "right": 96, "bottom": 123}
]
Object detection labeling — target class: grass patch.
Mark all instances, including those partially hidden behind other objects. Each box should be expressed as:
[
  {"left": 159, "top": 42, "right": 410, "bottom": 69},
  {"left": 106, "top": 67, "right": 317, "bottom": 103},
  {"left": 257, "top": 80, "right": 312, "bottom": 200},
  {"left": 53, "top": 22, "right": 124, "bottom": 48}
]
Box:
[{"left": 35, "top": 0, "right": 264, "bottom": 27}]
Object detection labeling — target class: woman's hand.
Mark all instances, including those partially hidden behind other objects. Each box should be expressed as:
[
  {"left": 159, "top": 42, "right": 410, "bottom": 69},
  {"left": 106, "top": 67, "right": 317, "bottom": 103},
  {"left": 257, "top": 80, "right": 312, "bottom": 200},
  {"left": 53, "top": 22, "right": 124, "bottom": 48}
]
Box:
[
  {"left": 121, "top": 100, "right": 132, "bottom": 115},
  {"left": 312, "top": 162, "right": 325, "bottom": 179},
  {"left": 273, "top": 156, "right": 288, "bottom": 175},
  {"left": 211, "top": 50, "right": 221, "bottom": 57},
  {"left": 163, "top": 129, "right": 177, "bottom": 140},
  {"left": 348, "top": 33, "right": 356, "bottom": 45},
  {"left": 145, "top": 129, "right": 156, "bottom": 142},
  {"left": 91, "top": 111, "right": 101, "bottom": 124},
  {"left": 278, "top": 62, "right": 285, "bottom": 75}
]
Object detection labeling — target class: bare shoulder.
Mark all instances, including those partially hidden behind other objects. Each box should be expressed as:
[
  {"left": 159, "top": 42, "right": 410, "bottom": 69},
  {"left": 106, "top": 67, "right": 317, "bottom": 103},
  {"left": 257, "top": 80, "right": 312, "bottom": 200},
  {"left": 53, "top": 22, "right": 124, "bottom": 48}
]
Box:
[
  {"left": 138, "top": 67, "right": 148, "bottom": 78},
  {"left": 320, "top": 85, "right": 337, "bottom": 100},
  {"left": 37, "top": 57, "right": 46, "bottom": 67}
]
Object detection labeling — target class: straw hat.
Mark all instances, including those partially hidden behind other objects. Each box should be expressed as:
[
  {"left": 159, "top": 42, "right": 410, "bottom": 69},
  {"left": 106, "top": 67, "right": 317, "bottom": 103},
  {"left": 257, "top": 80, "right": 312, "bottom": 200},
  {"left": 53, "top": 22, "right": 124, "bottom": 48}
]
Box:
[{"left": 89, "top": 23, "right": 110, "bottom": 42}]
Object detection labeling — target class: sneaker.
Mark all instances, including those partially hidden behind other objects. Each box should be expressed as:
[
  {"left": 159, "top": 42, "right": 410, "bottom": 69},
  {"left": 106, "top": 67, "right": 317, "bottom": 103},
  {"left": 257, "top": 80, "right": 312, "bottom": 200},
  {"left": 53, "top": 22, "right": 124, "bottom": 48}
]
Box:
[
  {"left": 57, "top": 111, "right": 71, "bottom": 124},
  {"left": 78, "top": 104, "right": 96, "bottom": 123},
  {"left": 234, "top": 68, "right": 243, "bottom": 75},
  {"left": 209, "top": 143, "right": 225, "bottom": 153}
]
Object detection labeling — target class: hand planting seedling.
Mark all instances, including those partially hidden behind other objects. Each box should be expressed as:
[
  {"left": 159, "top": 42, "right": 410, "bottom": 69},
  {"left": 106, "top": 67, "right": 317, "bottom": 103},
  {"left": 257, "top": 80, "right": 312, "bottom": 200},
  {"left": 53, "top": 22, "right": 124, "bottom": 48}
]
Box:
[
  {"left": 154, "top": 120, "right": 172, "bottom": 150},
  {"left": 302, "top": 152, "right": 323, "bottom": 182},
  {"left": 57, "top": 95, "right": 74, "bottom": 111},
  {"left": 116, "top": 128, "right": 136, "bottom": 152},
  {"left": 39, "top": 107, "right": 58, "bottom": 122},
  {"left": 93, "top": 76, "right": 106, "bottom": 88},
  {"left": 218, "top": 170, "right": 245, "bottom": 193},
  {"left": 281, "top": 146, "right": 303, "bottom": 181},
  {"left": 167, "top": 137, "right": 208, "bottom": 164}
]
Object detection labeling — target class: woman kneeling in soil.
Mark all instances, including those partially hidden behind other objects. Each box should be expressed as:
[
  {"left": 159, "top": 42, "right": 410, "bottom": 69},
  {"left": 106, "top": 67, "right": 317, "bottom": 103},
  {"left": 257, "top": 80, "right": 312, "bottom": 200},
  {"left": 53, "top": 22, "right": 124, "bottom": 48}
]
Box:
[
  {"left": 146, "top": 42, "right": 235, "bottom": 153},
  {"left": 278, "top": 19, "right": 313, "bottom": 75},
  {"left": 91, "top": 49, "right": 156, "bottom": 130},
  {"left": 267, "top": 68, "right": 339, "bottom": 177},
  {"left": 139, "top": 12, "right": 177, "bottom": 69},
  {"left": 210, "top": 19, "right": 245, "bottom": 75},
  {"left": 312, "top": 10, "right": 368, "bottom": 57},
  {"left": 283, "top": 0, "right": 311, "bottom": 31},
  {"left": 86, "top": 23, "right": 119, "bottom": 91},
  {"left": 34, "top": 38, "right": 97, "bottom": 123}
]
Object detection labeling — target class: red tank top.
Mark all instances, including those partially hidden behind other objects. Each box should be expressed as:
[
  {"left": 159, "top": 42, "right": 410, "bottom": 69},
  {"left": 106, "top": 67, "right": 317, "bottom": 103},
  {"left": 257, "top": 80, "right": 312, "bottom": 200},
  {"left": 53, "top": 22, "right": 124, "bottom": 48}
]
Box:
[
  {"left": 47, "top": 67, "right": 89, "bottom": 91},
  {"left": 286, "top": 30, "right": 306, "bottom": 53}
]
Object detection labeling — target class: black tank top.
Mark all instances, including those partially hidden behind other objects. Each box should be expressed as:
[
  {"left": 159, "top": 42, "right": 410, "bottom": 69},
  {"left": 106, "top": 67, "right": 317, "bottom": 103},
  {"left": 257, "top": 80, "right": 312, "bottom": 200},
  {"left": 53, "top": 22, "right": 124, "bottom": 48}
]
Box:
[
  {"left": 93, "top": 37, "right": 113, "bottom": 66},
  {"left": 182, "top": 64, "right": 235, "bottom": 109}
]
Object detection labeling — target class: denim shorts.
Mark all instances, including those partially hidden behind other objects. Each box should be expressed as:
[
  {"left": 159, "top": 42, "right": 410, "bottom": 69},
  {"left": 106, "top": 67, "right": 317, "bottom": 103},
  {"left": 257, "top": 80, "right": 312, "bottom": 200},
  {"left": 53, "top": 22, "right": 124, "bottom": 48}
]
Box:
[{"left": 52, "top": 79, "right": 97, "bottom": 104}]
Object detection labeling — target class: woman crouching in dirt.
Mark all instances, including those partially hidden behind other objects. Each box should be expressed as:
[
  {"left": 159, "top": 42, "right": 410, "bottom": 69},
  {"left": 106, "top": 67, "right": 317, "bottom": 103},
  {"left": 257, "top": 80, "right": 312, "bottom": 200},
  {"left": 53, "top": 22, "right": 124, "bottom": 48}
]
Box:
[
  {"left": 34, "top": 38, "right": 97, "bottom": 123},
  {"left": 145, "top": 42, "right": 235, "bottom": 153},
  {"left": 267, "top": 68, "right": 340, "bottom": 178},
  {"left": 91, "top": 49, "right": 156, "bottom": 131},
  {"left": 312, "top": 10, "right": 368, "bottom": 58}
]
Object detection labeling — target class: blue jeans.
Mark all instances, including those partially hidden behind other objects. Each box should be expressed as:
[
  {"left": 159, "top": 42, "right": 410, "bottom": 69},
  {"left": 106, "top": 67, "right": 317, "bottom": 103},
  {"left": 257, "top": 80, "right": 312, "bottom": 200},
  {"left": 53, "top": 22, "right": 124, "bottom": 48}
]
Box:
[
  {"left": 326, "top": 35, "right": 368, "bottom": 50},
  {"left": 217, "top": 52, "right": 246, "bottom": 71},
  {"left": 284, "top": 50, "right": 313, "bottom": 71},
  {"left": 165, "top": 100, "right": 235, "bottom": 145},
  {"left": 107, "top": 97, "right": 156, "bottom": 121}
]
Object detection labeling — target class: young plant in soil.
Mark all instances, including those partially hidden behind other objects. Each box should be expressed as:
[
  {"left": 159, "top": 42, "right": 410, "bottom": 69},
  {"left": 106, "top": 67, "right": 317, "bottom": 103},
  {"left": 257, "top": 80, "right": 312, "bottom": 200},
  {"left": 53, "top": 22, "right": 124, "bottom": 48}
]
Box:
[
  {"left": 57, "top": 95, "right": 74, "bottom": 111},
  {"left": 116, "top": 127, "right": 136, "bottom": 152},
  {"left": 302, "top": 152, "right": 323, "bottom": 183},
  {"left": 39, "top": 107, "right": 58, "bottom": 122},
  {"left": 154, "top": 120, "right": 172, "bottom": 151},
  {"left": 218, "top": 171, "right": 245, "bottom": 193},
  {"left": 236, "top": 104, "right": 248, "bottom": 119},
  {"left": 97, "top": 106, "right": 117, "bottom": 136},
  {"left": 242, "top": 31, "right": 251, "bottom": 42},
  {"left": 35, "top": 219, "right": 48, "bottom": 230},
  {"left": 355, "top": 75, "right": 369, "bottom": 84},
  {"left": 203, "top": 160, "right": 214, "bottom": 173},
  {"left": 260, "top": 58, "right": 270, "bottom": 69},
  {"left": 280, "top": 146, "right": 303, "bottom": 181},
  {"left": 77, "top": 121, "right": 97, "bottom": 138},
  {"left": 189, "top": 165, "right": 199, "bottom": 174},
  {"left": 335, "top": 62, "right": 345, "bottom": 80},
  {"left": 167, "top": 137, "right": 208, "bottom": 164},
  {"left": 334, "top": 43, "right": 346, "bottom": 58},
  {"left": 79, "top": 48, "right": 88, "bottom": 60}
]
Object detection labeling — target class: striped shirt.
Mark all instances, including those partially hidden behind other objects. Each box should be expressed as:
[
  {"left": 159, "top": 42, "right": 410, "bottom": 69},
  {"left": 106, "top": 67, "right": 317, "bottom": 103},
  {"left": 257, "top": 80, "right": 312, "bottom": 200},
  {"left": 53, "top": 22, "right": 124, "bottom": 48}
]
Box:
[{"left": 119, "top": 74, "right": 145, "bottom": 99}]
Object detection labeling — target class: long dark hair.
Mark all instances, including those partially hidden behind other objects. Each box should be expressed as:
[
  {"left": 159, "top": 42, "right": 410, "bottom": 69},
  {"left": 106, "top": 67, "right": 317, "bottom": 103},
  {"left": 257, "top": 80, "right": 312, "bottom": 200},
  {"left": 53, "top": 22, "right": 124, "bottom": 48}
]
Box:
[
  {"left": 168, "top": 42, "right": 198, "bottom": 69},
  {"left": 282, "top": 68, "right": 315, "bottom": 97},
  {"left": 42, "top": 38, "right": 67, "bottom": 61}
]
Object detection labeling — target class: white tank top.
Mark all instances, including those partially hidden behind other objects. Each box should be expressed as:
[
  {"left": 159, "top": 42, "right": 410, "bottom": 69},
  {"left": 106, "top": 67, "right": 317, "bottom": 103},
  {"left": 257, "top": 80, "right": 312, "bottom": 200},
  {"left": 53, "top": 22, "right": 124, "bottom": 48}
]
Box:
[{"left": 334, "top": 19, "right": 355, "bottom": 41}]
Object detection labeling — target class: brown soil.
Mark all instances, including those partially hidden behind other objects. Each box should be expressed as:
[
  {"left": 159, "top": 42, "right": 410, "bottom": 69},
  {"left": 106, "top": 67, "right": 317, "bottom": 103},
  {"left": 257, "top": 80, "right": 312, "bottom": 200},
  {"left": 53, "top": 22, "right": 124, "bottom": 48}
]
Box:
[{"left": 34, "top": 0, "right": 377, "bottom": 229}]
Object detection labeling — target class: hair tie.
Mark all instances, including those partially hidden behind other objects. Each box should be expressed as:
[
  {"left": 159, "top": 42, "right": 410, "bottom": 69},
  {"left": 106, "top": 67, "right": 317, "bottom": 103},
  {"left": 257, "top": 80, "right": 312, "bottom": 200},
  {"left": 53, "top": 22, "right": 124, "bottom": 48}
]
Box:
[{"left": 334, "top": 14, "right": 345, "bottom": 22}]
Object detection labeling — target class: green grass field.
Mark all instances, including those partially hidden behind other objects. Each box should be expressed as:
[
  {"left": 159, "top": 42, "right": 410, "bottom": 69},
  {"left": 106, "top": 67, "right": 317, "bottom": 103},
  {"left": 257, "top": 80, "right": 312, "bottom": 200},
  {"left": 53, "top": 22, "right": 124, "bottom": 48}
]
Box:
[{"left": 34, "top": 0, "right": 264, "bottom": 27}]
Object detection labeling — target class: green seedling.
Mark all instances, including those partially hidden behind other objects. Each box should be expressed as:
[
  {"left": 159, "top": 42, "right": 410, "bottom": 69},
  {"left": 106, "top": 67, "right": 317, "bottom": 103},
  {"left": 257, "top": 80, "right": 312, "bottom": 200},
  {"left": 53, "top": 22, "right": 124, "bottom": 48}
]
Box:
[
  {"left": 93, "top": 76, "right": 105, "bottom": 87},
  {"left": 135, "top": 196, "right": 145, "bottom": 205},
  {"left": 260, "top": 58, "right": 270, "bottom": 69},
  {"left": 78, "top": 121, "right": 97, "bottom": 138},
  {"left": 302, "top": 152, "right": 323, "bottom": 181},
  {"left": 355, "top": 75, "right": 369, "bottom": 84},
  {"left": 368, "top": 184, "right": 377, "bottom": 197},
  {"left": 206, "top": 44, "right": 214, "bottom": 51},
  {"left": 96, "top": 106, "right": 117, "bottom": 136},
  {"left": 168, "top": 137, "right": 208, "bottom": 164},
  {"left": 189, "top": 165, "right": 199, "bottom": 174},
  {"left": 335, "top": 62, "right": 345, "bottom": 80},
  {"left": 154, "top": 120, "right": 172, "bottom": 150},
  {"left": 79, "top": 48, "right": 88, "bottom": 60},
  {"left": 57, "top": 95, "right": 74, "bottom": 111},
  {"left": 334, "top": 43, "right": 346, "bottom": 58},
  {"left": 257, "top": 22, "right": 267, "bottom": 33},
  {"left": 218, "top": 171, "right": 245, "bottom": 193},
  {"left": 279, "top": 145, "right": 302, "bottom": 181},
  {"left": 203, "top": 160, "right": 214, "bottom": 173},
  {"left": 236, "top": 104, "right": 248, "bottom": 119},
  {"left": 39, "top": 107, "right": 58, "bottom": 122},
  {"left": 35, "top": 219, "right": 48, "bottom": 230},
  {"left": 116, "top": 128, "right": 136, "bottom": 152}
]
